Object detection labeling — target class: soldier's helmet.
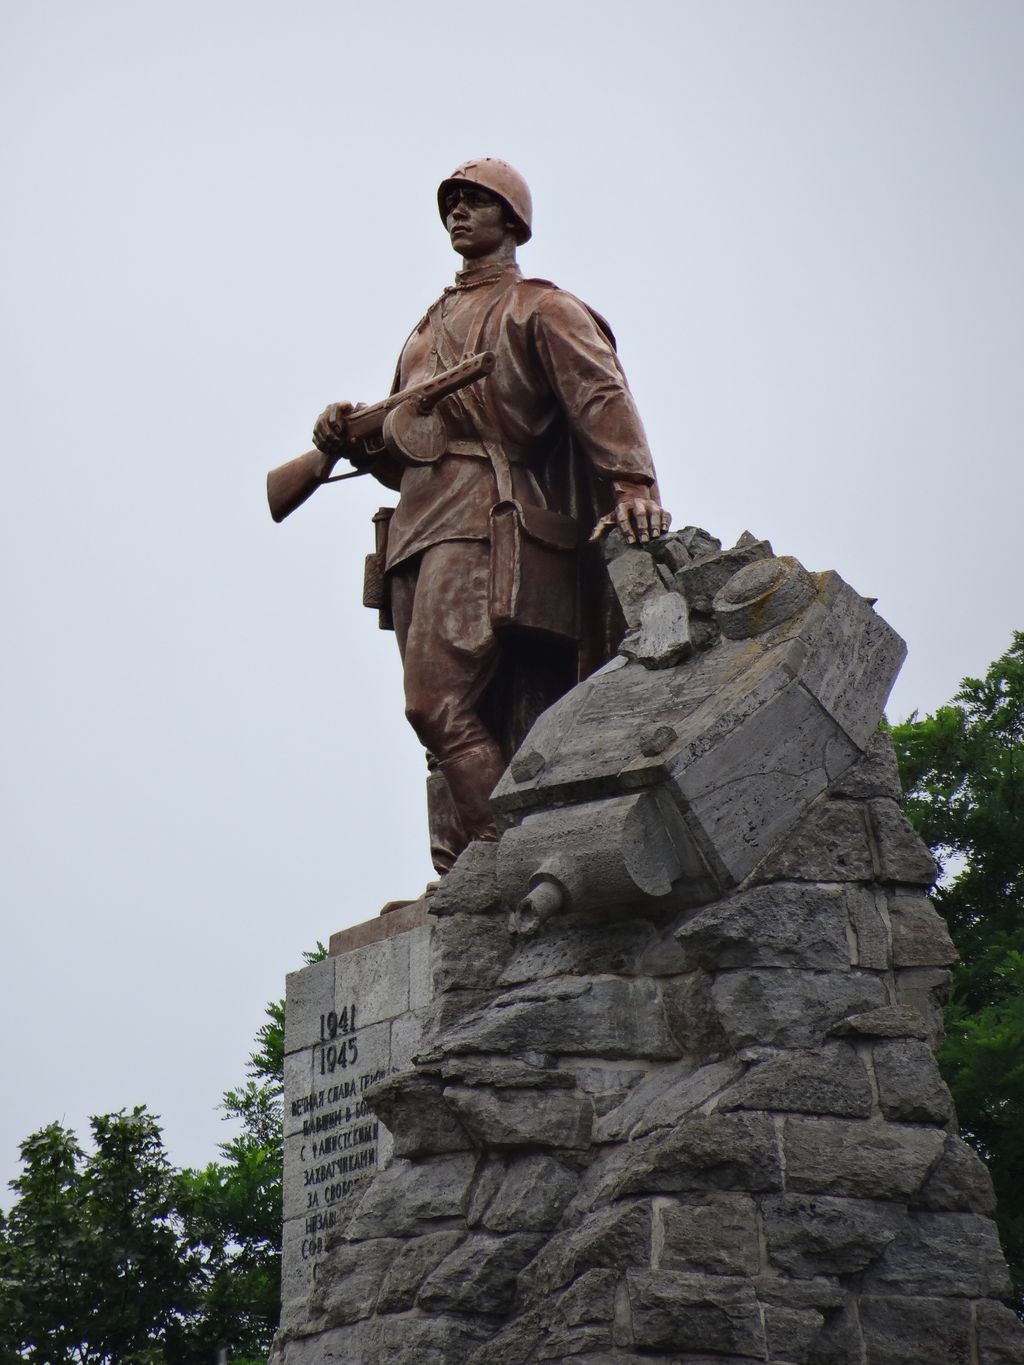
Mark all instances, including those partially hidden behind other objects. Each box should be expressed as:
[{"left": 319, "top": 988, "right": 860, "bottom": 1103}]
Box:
[{"left": 437, "top": 158, "right": 533, "bottom": 244}]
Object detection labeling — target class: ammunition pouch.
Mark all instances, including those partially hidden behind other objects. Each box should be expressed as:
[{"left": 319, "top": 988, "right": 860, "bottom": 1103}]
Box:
[
  {"left": 488, "top": 499, "right": 580, "bottom": 641},
  {"left": 363, "top": 507, "right": 395, "bottom": 631}
]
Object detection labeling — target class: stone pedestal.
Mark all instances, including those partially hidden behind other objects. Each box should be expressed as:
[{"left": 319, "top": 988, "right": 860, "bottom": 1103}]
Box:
[{"left": 280, "top": 900, "right": 433, "bottom": 1328}]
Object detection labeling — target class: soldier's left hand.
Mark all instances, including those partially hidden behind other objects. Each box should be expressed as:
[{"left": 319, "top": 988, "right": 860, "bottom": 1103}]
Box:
[{"left": 591, "top": 486, "right": 672, "bottom": 545}]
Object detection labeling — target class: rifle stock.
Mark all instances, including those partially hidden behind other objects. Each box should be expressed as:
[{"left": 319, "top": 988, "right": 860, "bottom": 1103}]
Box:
[{"left": 267, "top": 350, "right": 495, "bottom": 523}]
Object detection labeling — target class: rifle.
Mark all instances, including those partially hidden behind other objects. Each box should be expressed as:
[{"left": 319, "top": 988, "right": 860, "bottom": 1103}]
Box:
[{"left": 267, "top": 350, "right": 496, "bottom": 522}]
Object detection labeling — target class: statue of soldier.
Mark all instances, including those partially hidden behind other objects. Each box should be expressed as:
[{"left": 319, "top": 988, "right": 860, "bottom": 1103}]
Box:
[{"left": 312, "top": 158, "right": 671, "bottom": 874}]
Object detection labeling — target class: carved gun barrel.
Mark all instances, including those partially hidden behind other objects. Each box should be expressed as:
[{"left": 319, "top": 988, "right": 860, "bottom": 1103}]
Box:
[{"left": 266, "top": 350, "right": 496, "bottom": 523}]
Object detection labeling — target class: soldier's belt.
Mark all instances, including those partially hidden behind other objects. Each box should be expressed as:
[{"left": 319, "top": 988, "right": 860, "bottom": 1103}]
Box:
[{"left": 445, "top": 439, "right": 532, "bottom": 465}]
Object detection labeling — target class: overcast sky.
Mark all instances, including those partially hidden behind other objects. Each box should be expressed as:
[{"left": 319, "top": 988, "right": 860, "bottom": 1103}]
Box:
[{"left": 2, "top": 0, "right": 1021, "bottom": 1196}]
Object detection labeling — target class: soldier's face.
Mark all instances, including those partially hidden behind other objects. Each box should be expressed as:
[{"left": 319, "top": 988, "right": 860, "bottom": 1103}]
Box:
[{"left": 443, "top": 185, "right": 514, "bottom": 259}]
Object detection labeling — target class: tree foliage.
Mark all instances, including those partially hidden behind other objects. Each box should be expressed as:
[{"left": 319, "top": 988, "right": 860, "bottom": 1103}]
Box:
[
  {"left": 890, "top": 631, "right": 1024, "bottom": 1292},
  {"left": 0, "top": 947, "right": 325, "bottom": 1362}
]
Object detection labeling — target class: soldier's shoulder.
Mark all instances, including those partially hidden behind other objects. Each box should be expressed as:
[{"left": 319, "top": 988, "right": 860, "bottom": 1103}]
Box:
[{"left": 514, "top": 278, "right": 616, "bottom": 349}]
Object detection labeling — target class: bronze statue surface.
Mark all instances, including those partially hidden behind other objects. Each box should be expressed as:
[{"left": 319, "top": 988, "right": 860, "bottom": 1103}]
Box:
[{"left": 271, "top": 157, "right": 670, "bottom": 873}]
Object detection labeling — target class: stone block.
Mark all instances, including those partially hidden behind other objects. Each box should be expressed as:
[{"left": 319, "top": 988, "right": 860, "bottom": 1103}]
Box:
[
  {"left": 284, "top": 957, "right": 338, "bottom": 1057},
  {"left": 443, "top": 1082, "right": 594, "bottom": 1149},
  {"left": 389, "top": 1008, "right": 429, "bottom": 1071},
  {"left": 362, "top": 1072, "right": 474, "bottom": 1157},
  {"left": 762, "top": 1193, "right": 907, "bottom": 1277},
  {"left": 497, "top": 916, "right": 665, "bottom": 986},
  {"left": 624, "top": 1270, "right": 767, "bottom": 1357},
  {"left": 873, "top": 1039, "right": 954, "bottom": 1124},
  {"left": 792, "top": 572, "right": 906, "bottom": 749},
  {"left": 660, "top": 972, "right": 731, "bottom": 1062},
  {"left": 440, "top": 975, "right": 682, "bottom": 1060},
  {"left": 430, "top": 912, "right": 513, "bottom": 994},
  {"left": 763, "top": 1301, "right": 826, "bottom": 1363},
  {"left": 375, "top": 1230, "right": 466, "bottom": 1313},
  {"left": 658, "top": 1193, "right": 760, "bottom": 1276},
  {"left": 975, "top": 1300, "right": 1024, "bottom": 1363},
  {"left": 862, "top": 1211, "right": 1012, "bottom": 1298},
  {"left": 519, "top": 1201, "right": 653, "bottom": 1297},
  {"left": 829, "top": 730, "right": 902, "bottom": 800},
  {"left": 558, "top": 1268, "right": 619, "bottom": 1323},
  {"left": 675, "top": 540, "right": 772, "bottom": 613},
  {"left": 674, "top": 883, "right": 852, "bottom": 971},
  {"left": 334, "top": 932, "right": 410, "bottom": 1027},
  {"left": 604, "top": 542, "right": 667, "bottom": 627},
  {"left": 860, "top": 1295, "right": 972, "bottom": 1365},
  {"left": 828, "top": 1004, "right": 929, "bottom": 1041},
  {"left": 784, "top": 1116, "right": 945, "bottom": 1200},
  {"left": 847, "top": 888, "right": 890, "bottom": 969},
  {"left": 621, "top": 592, "right": 693, "bottom": 669},
  {"left": 309, "top": 1236, "right": 401, "bottom": 1325},
  {"left": 895, "top": 966, "right": 952, "bottom": 1047},
  {"left": 596, "top": 1112, "right": 783, "bottom": 1201},
  {"left": 913, "top": 1135, "right": 997, "bottom": 1215},
  {"left": 345, "top": 1152, "right": 478, "bottom": 1239},
  {"left": 805, "top": 1299, "right": 866, "bottom": 1365},
  {"left": 596, "top": 1059, "right": 743, "bottom": 1141},
  {"left": 719, "top": 1043, "right": 872, "bottom": 1118},
  {"left": 408, "top": 923, "right": 433, "bottom": 1008},
  {"left": 417, "top": 1231, "right": 544, "bottom": 1316},
  {"left": 870, "top": 800, "right": 938, "bottom": 885},
  {"left": 283, "top": 1049, "right": 314, "bottom": 1137},
  {"left": 888, "top": 894, "right": 957, "bottom": 966},
  {"left": 466, "top": 1309, "right": 545, "bottom": 1365},
  {"left": 428, "top": 839, "right": 501, "bottom": 916},
  {"left": 480, "top": 1152, "right": 578, "bottom": 1233},
  {"left": 711, "top": 967, "right": 888, "bottom": 1050},
  {"left": 756, "top": 798, "right": 874, "bottom": 882}
]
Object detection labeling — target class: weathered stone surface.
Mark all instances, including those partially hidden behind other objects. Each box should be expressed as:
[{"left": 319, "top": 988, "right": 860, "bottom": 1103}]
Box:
[
  {"left": 762, "top": 1194, "right": 907, "bottom": 1277},
  {"left": 273, "top": 1315, "right": 492, "bottom": 1365},
  {"left": 363, "top": 1072, "right": 473, "bottom": 1157},
  {"left": 441, "top": 976, "right": 682, "bottom": 1060},
  {"left": 604, "top": 542, "right": 667, "bottom": 627},
  {"left": 895, "top": 966, "right": 952, "bottom": 1047},
  {"left": 711, "top": 967, "right": 887, "bottom": 1049},
  {"left": 675, "top": 539, "right": 772, "bottom": 613},
  {"left": 784, "top": 1117, "right": 945, "bottom": 1200},
  {"left": 674, "top": 883, "right": 851, "bottom": 971},
  {"left": 375, "top": 1230, "right": 465, "bottom": 1313},
  {"left": 570, "top": 1062, "right": 651, "bottom": 1116},
  {"left": 466, "top": 1309, "right": 546, "bottom": 1365},
  {"left": 520, "top": 1201, "right": 653, "bottom": 1297},
  {"left": 592, "top": 1112, "right": 783, "bottom": 1202},
  {"left": 624, "top": 1270, "right": 767, "bottom": 1356},
  {"left": 873, "top": 1039, "right": 954, "bottom": 1124},
  {"left": 870, "top": 799, "right": 938, "bottom": 885},
  {"left": 481, "top": 1152, "right": 578, "bottom": 1232},
  {"left": 428, "top": 839, "right": 501, "bottom": 916},
  {"left": 622, "top": 592, "right": 693, "bottom": 669},
  {"left": 444, "top": 1081, "right": 593, "bottom": 1149},
  {"left": 430, "top": 913, "right": 513, "bottom": 993},
  {"left": 913, "top": 1135, "right": 997, "bottom": 1215},
  {"left": 719, "top": 1043, "right": 872, "bottom": 1118},
  {"left": 829, "top": 730, "right": 902, "bottom": 800},
  {"left": 534, "top": 1323, "right": 613, "bottom": 1359},
  {"left": 310, "top": 1237, "right": 400, "bottom": 1324},
  {"left": 829, "top": 1003, "right": 929, "bottom": 1040},
  {"left": 658, "top": 1193, "right": 760, "bottom": 1275},
  {"left": 860, "top": 1295, "right": 972, "bottom": 1365},
  {"left": 975, "top": 1300, "right": 1024, "bottom": 1363},
  {"left": 497, "top": 917, "right": 665, "bottom": 985},
  {"left": 345, "top": 1152, "right": 478, "bottom": 1239},
  {"left": 763, "top": 1301, "right": 826, "bottom": 1362},
  {"left": 847, "top": 888, "right": 890, "bottom": 969},
  {"left": 417, "top": 1231, "right": 544, "bottom": 1316},
  {"left": 596, "top": 1059, "right": 742, "bottom": 1141},
  {"left": 804, "top": 1299, "right": 864, "bottom": 1365},
  {"left": 888, "top": 893, "right": 958, "bottom": 966},
  {"left": 660, "top": 972, "right": 731, "bottom": 1061},
  {"left": 559, "top": 1268, "right": 619, "bottom": 1323},
  {"left": 757, "top": 799, "right": 874, "bottom": 882},
  {"left": 862, "top": 1211, "right": 1011, "bottom": 1298}
]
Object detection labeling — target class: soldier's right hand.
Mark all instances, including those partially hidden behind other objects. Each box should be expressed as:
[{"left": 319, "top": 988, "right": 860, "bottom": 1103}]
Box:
[{"left": 313, "top": 401, "right": 356, "bottom": 456}]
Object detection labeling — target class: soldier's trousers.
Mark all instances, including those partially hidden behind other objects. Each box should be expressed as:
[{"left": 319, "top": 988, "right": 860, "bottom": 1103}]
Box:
[{"left": 388, "top": 540, "right": 507, "bottom": 874}]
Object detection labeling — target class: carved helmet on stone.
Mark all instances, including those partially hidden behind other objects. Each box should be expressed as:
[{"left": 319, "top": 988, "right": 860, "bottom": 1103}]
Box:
[{"left": 437, "top": 158, "right": 533, "bottom": 244}]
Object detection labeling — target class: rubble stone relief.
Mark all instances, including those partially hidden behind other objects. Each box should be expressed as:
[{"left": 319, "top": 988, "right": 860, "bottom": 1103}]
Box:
[{"left": 272, "top": 529, "right": 1024, "bottom": 1363}]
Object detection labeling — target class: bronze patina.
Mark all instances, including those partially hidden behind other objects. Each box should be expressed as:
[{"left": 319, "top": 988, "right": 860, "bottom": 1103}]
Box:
[{"left": 271, "top": 157, "right": 670, "bottom": 873}]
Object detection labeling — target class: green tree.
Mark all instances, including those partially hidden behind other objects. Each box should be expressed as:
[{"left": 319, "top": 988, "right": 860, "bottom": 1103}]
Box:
[{"left": 890, "top": 631, "right": 1024, "bottom": 1292}]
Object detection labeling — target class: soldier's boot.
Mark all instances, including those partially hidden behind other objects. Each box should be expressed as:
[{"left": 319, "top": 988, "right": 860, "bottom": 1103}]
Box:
[
  {"left": 426, "top": 767, "right": 466, "bottom": 876},
  {"left": 438, "top": 742, "right": 505, "bottom": 859}
]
